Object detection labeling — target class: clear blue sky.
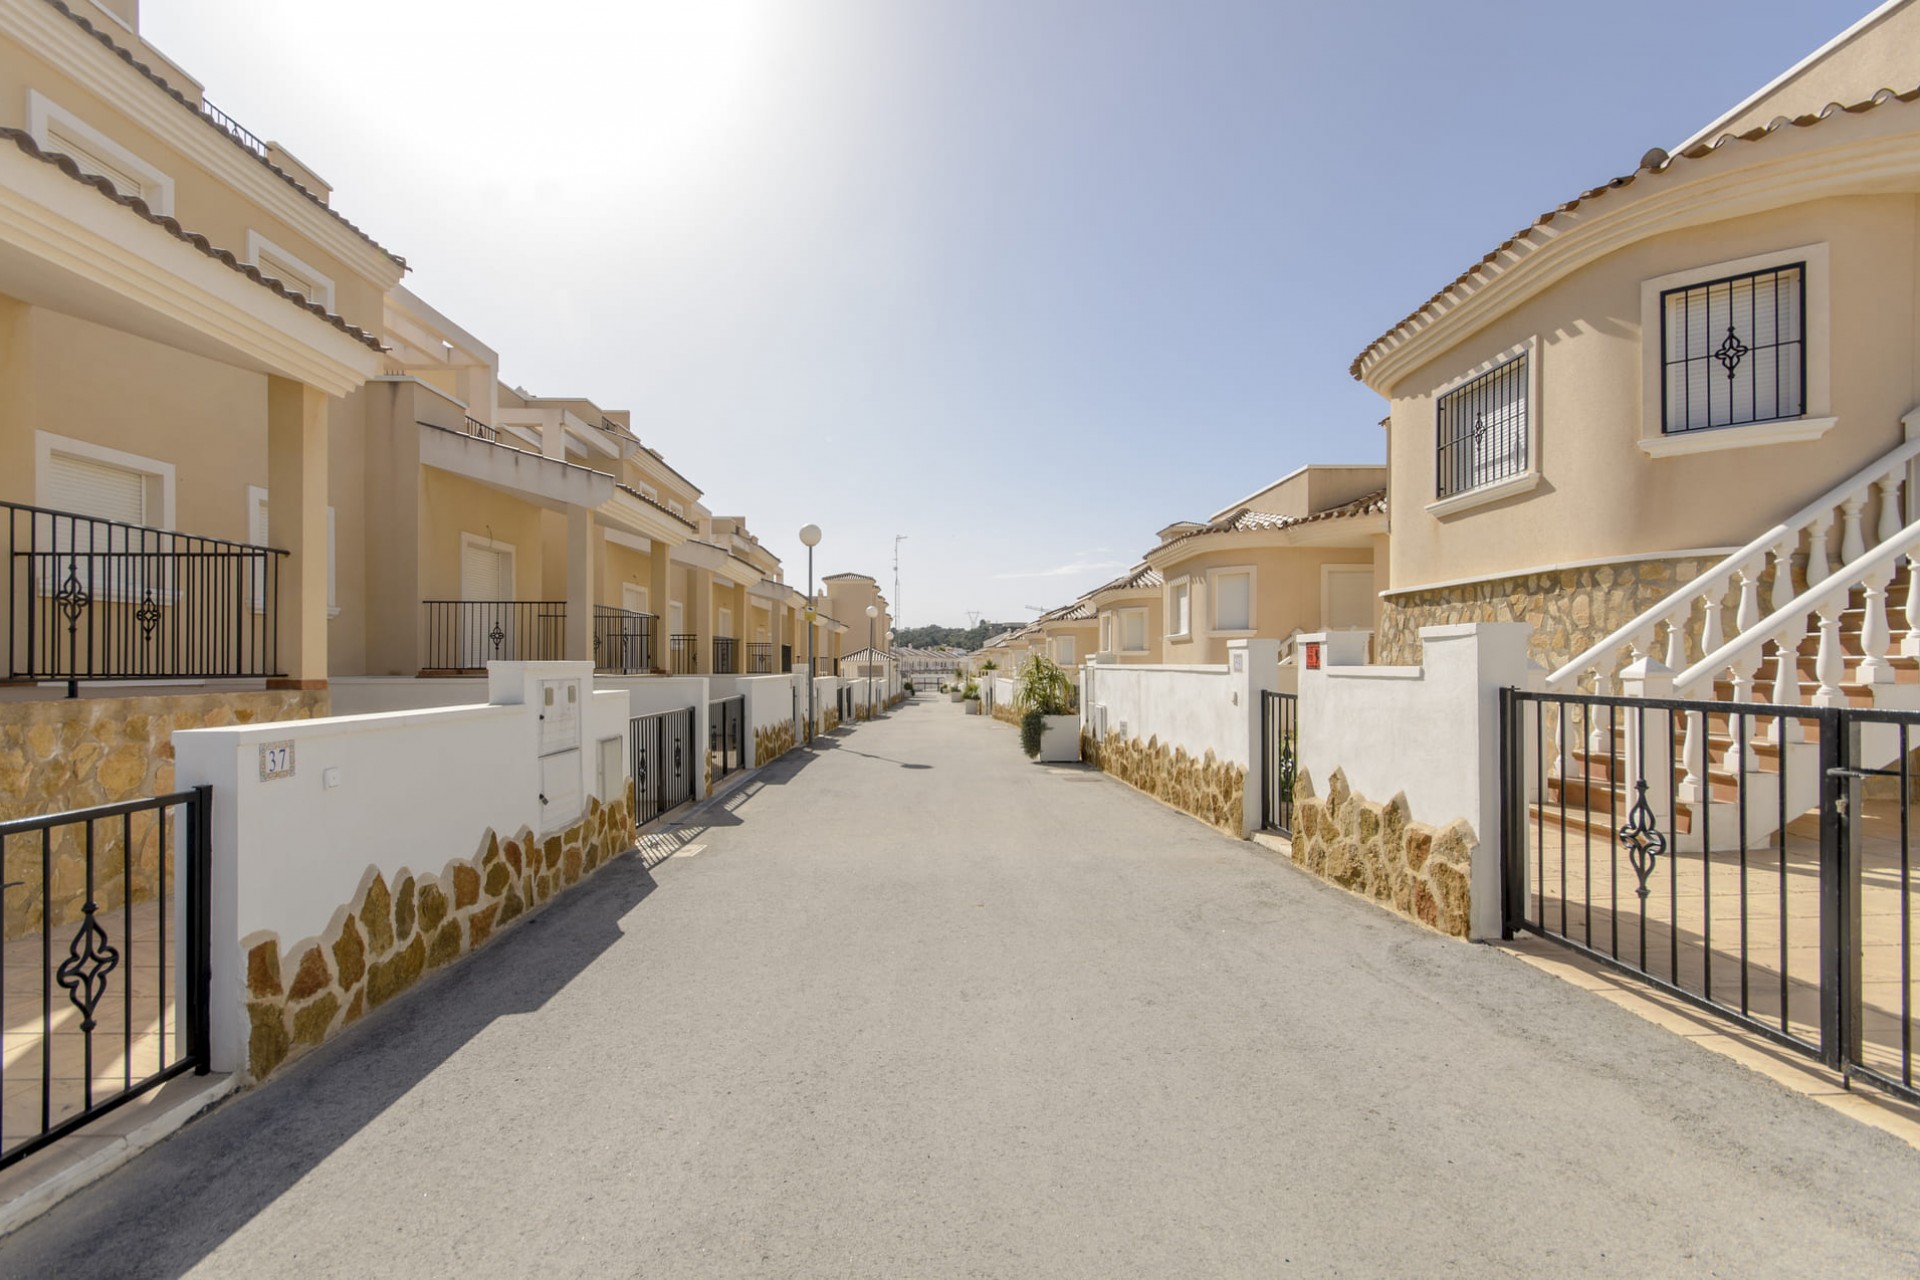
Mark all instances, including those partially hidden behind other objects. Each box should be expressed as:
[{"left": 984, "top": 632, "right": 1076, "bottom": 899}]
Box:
[{"left": 147, "top": 0, "right": 1869, "bottom": 628}]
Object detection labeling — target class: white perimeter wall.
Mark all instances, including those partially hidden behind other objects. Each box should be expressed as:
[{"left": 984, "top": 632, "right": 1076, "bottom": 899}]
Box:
[
  {"left": 174, "top": 661, "right": 628, "bottom": 1074},
  {"left": 1083, "top": 655, "right": 1270, "bottom": 769},
  {"left": 1296, "top": 623, "right": 1533, "bottom": 940}
]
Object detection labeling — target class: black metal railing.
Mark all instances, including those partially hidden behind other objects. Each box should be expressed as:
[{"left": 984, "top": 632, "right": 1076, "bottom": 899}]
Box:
[
  {"left": 1259, "top": 690, "right": 1298, "bottom": 836},
  {"left": 1661, "top": 263, "right": 1805, "bottom": 435},
  {"left": 669, "top": 634, "right": 698, "bottom": 674},
  {"left": 420, "top": 600, "right": 565, "bottom": 671},
  {"left": 746, "top": 642, "right": 775, "bottom": 674},
  {"left": 712, "top": 636, "right": 739, "bottom": 675},
  {"left": 0, "top": 788, "right": 212, "bottom": 1170},
  {"left": 462, "top": 416, "right": 498, "bottom": 442},
  {"left": 781, "top": 643, "right": 793, "bottom": 674},
  {"left": 1436, "top": 352, "right": 1528, "bottom": 500},
  {"left": 5, "top": 502, "right": 288, "bottom": 697},
  {"left": 631, "top": 706, "right": 695, "bottom": 827},
  {"left": 709, "top": 695, "right": 745, "bottom": 781},
  {"left": 1500, "top": 687, "right": 1920, "bottom": 1101},
  {"left": 593, "top": 606, "right": 656, "bottom": 674},
  {"left": 200, "top": 98, "right": 268, "bottom": 159}
]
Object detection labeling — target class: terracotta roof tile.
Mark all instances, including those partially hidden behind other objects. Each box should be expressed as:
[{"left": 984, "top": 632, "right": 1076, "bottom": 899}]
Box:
[
  {"left": 43, "top": 0, "right": 405, "bottom": 269},
  {"left": 1091, "top": 564, "right": 1163, "bottom": 595},
  {"left": 1349, "top": 85, "right": 1920, "bottom": 381},
  {"left": 617, "top": 482, "right": 698, "bottom": 529},
  {"left": 1156, "top": 488, "right": 1387, "bottom": 550},
  {"left": 1, "top": 127, "right": 385, "bottom": 351}
]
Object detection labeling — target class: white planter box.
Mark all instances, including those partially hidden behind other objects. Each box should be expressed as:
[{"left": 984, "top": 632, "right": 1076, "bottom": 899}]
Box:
[
  {"left": 949, "top": 691, "right": 963, "bottom": 702},
  {"left": 1036, "top": 714, "right": 1080, "bottom": 762},
  {"left": 964, "top": 699, "right": 982, "bottom": 715}
]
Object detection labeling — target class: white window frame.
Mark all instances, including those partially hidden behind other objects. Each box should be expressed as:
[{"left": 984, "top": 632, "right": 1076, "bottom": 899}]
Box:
[
  {"left": 1425, "top": 335, "right": 1542, "bottom": 519},
  {"left": 1208, "top": 565, "right": 1257, "bottom": 636},
  {"left": 1118, "top": 606, "right": 1149, "bottom": 654},
  {"left": 622, "top": 583, "right": 650, "bottom": 614},
  {"left": 1051, "top": 635, "right": 1076, "bottom": 665},
  {"left": 667, "top": 499, "right": 686, "bottom": 518},
  {"left": 1099, "top": 612, "right": 1114, "bottom": 654},
  {"left": 1638, "top": 242, "right": 1833, "bottom": 458},
  {"left": 248, "top": 486, "right": 339, "bottom": 616},
  {"left": 718, "top": 606, "right": 733, "bottom": 639},
  {"left": 36, "top": 431, "right": 175, "bottom": 529},
  {"left": 459, "top": 531, "right": 517, "bottom": 601},
  {"left": 27, "top": 91, "right": 174, "bottom": 216},
  {"left": 1321, "top": 563, "right": 1376, "bottom": 632},
  {"left": 244, "top": 230, "right": 336, "bottom": 311},
  {"left": 1166, "top": 577, "right": 1192, "bottom": 641}
]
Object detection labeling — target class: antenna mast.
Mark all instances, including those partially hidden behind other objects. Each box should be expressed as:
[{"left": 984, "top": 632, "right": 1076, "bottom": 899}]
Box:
[{"left": 893, "top": 534, "right": 907, "bottom": 629}]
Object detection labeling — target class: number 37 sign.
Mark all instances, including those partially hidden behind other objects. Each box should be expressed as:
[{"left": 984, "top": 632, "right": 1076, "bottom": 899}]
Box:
[{"left": 259, "top": 740, "right": 296, "bottom": 781}]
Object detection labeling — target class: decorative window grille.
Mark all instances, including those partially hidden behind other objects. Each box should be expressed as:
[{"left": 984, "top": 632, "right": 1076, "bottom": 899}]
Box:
[
  {"left": 1660, "top": 264, "right": 1804, "bottom": 434},
  {"left": 1436, "top": 354, "right": 1529, "bottom": 500}
]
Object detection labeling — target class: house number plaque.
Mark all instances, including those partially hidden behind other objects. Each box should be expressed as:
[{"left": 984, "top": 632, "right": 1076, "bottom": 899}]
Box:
[{"left": 259, "top": 740, "right": 295, "bottom": 781}]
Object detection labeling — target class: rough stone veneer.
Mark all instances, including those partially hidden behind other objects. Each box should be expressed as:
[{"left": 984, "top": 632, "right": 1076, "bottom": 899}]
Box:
[
  {"left": 242, "top": 791, "right": 633, "bottom": 1081},
  {"left": 1288, "top": 767, "right": 1473, "bottom": 937},
  {"left": 754, "top": 720, "right": 795, "bottom": 766},
  {"left": 1377, "top": 555, "right": 1731, "bottom": 673},
  {"left": 1082, "top": 730, "right": 1244, "bottom": 835},
  {"left": 0, "top": 689, "right": 329, "bottom": 937}
]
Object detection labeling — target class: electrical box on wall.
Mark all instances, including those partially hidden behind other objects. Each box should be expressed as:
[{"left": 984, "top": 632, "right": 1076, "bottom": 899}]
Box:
[{"left": 540, "top": 749, "right": 583, "bottom": 833}]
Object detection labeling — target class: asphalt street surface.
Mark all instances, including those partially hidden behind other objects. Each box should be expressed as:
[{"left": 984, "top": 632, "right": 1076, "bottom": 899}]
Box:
[{"left": 5, "top": 695, "right": 1920, "bottom": 1276}]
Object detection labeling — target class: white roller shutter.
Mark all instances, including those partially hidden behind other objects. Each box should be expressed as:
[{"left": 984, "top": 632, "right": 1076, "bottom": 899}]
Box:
[{"left": 45, "top": 452, "right": 147, "bottom": 525}]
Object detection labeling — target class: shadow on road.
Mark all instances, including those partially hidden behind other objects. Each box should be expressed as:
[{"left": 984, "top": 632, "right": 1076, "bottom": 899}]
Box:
[{"left": 1, "top": 846, "right": 666, "bottom": 1275}]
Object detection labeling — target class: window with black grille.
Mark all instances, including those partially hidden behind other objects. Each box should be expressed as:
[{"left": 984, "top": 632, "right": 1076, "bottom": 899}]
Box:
[
  {"left": 1660, "top": 264, "right": 1804, "bottom": 434},
  {"left": 1435, "top": 353, "right": 1528, "bottom": 500}
]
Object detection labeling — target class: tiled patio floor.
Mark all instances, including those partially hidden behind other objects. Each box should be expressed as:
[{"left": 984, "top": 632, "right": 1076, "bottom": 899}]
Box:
[
  {"left": 1527, "top": 798, "right": 1918, "bottom": 1087},
  {"left": 2, "top": 896, "right": 183, "bottom": 1158}
]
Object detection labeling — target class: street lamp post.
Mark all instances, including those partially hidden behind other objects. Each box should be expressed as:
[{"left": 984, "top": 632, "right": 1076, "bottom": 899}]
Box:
[
  {"left": 886, "top": 629, "right": 895, "bottom": 705},
  {"left": 865, "top": 604, "right": 878, "bottom": 721},
  {"left": 800, "top": 524, "right": 821, "bottom": 741}
]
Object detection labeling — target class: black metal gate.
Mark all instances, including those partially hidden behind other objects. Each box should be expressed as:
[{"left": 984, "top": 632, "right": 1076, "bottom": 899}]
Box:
[
  {"left": 0, "top": 788, "right": 212, "bottom": 1169},
  {"left": 1259, "top": 691, "right": 1298, "bottom": 836},
  {"left": 630, "top": 706, "right": 695, "bottom": 826},
  {"left": 1500, "top": 687, "right": 1920, "bottom": 1102},
  {"left": 709, "top": 694, "right": 745, "bottom": 782}
]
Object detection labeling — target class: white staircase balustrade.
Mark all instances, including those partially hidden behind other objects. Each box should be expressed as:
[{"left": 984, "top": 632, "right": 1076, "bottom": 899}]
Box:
[{"left": 1547, "top": 431, "right": 1920, "bottom": 693}]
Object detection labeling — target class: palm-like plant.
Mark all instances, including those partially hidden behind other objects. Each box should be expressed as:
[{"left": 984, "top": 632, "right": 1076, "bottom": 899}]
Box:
[{"left": 1014, "top": 654, "right": 1074, "bottom": 717}]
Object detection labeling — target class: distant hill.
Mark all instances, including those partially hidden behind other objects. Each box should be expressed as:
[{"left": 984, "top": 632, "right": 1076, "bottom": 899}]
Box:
[{"left": 894, "top": 622, "right": 1023, "bottom": 651}]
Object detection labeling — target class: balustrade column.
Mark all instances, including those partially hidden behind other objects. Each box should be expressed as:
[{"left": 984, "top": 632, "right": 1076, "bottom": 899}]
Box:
[
  {"left": 1857, "top": 567, "right": 1896, "bottom": 684},
  {"left": 1812, "top": 595, "right": 1847, "bottom": 707}
]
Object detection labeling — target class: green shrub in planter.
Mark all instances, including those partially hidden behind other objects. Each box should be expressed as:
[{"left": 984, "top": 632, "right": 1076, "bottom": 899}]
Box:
[{"left": 1019, "top": 708, "right": 1047, "bottom": 758}]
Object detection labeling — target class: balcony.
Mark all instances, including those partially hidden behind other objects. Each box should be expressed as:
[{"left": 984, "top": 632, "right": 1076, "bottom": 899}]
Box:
[
  {"left": 746, "top": 642, "right": 776, "bottom": 674},
  {"left": 593, "top": 606, "right": 656, "bottom": 674},
  {"left": 4, "top": 502, "right": 286, "bottom": 697},
  {"left": 420, "top": 600, "right": 565, "bottom": 674},
  {"left": 711, "top": 636, "right": 739, "bottom": 675},
  {"left": 669, "top": 634, "right": 698, "bottom": 674}
]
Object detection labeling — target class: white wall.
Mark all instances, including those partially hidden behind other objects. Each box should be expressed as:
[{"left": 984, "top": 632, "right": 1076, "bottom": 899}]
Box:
[
  {"left": 329, "top": 677, "right": 489, "bottom": 716},
  {"left": 174, "top": 662, "right": 627, "bottom": 1075},
  {"left": 1081, "top": 664, "right": 1244, "bottom": 765},
  {"left": 1295, "top": 623, "right": 1533, "bottom": 940}
]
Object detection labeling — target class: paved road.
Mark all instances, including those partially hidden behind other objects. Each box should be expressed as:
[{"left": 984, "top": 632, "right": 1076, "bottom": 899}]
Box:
[{"left": 7, "top": 697, "right": 1920, "bottom": 1276}]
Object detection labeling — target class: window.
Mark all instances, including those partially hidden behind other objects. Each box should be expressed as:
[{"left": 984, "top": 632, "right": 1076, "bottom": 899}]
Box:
[
  {"left": 718, "top": 607, "right": 733, "bottom": 639},
  {"left": 1100, "top": 613, "right": 1114, "bottom": 653},
  {"left": 244, "top": 231, "right": 335, "bottom": 310},
  {"left": 249, "top": 487, "right": 339, "bottom": 615},
  {"left": 37, "top": 432, "right": 174, "bottom": 529},
  {"left": 1053, "top": 636, "right": 1076, "bottom": 664},
  {"left": 27, "top": 91, "right": 174, "bottom": 215},
  {"left": 1661, "top": 264, "right": 1804, "bottom": 435},
  {"left": 1211, "top": 568, "right": 1253, "bottom": 632},
  {"left": 1120, "top": 608, "right": 1148, "bottom": 653},
  {"left": 1436, "top": 352, "right": 1528, "bottom": 500},
  {"left": 1168, "top": 579, "right": 1191, "bottom": 638},
  {"left": 667, "top": 500, "right": 685, "bottom": 518},
  {"left": 460, "top": 533, "right": 515, "bottom": 601}
]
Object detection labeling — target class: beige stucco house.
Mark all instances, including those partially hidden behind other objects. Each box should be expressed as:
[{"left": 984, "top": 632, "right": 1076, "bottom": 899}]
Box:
[
  {"left": 1139, "top": 465, "right": 1388, "bottom": 666},
  {"left": 1089, "top": 565, "right": 1166, "bottom": 665},
  {"left": 1352, "top": 0, "right": 1920, "bottom": 686}
]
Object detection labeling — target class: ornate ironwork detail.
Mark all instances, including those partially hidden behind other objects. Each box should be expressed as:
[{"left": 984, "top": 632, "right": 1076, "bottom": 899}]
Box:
[
  {"left": 135, "top": 590, "right": 161, "bottom": 638},
  {"left": 1617, "top": 778, "right": 1667, "bottom": 903},
  {"left": 1713, "top": 326, "right": 1750, "bottom": 379},
  {"left": 489, "top": 620, "right": 505, "bottom": 653},
  {"left": 54, "top": 561, "right": 90, "bottom": 624},
  {"left": 56, "top": 907, "right": 120, "bottom": 1033}
]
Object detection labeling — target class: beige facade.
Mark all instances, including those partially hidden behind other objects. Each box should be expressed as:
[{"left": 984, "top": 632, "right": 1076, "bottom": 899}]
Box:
[
  {"left": 1141, "top": 469, "right": 1388, "bottom": 667},
  {"left": 1090, "top": 566, "right": 1166, "bottom": 665},
  {"left": 1351, "top": 4, "right": 1920, "bottom": 673}
]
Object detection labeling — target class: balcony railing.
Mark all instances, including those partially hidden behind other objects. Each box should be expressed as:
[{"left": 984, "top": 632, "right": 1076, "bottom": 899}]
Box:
[
  {"left": 200, "top": 98, "right": 269, "bottom": 160},
  {"left": 420, "top": 601, "right": 565, "bottom": 672},
  {"left": 593, "top": 606, "right": 656, "bottom": 674},
  {"left": 461, "top": 416, "right": 498, "bottom": 442},
  {"left": 746, "top": 642, "right": 775, "bottom": 674},
  {"left": 5, "top": 501, "right": 287, "bottom": 697},
  {"left": 669, "top": 634, "right": 698, "bottom": 674},
  {"left": 712, "top": 636, "right": 739, "bottom": 675}
]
